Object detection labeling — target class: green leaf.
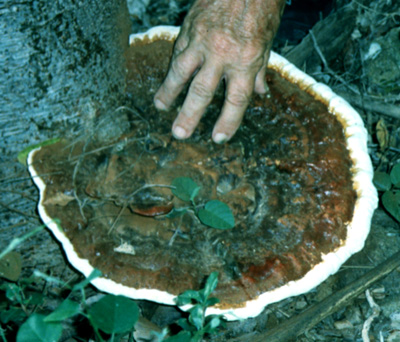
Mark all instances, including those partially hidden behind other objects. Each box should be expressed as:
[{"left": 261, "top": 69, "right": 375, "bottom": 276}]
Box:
[
  {"left": 395, "top": 191, "right": 400, "bottom": 203},
  {"left": 390, "top": 163, "right": 400, "bottom": 187},
  {"left": 24, "top": 291, "right": 45, "bottom": 306},
  {"left": 208, "top": 316, "right": 222, "bottom": 330},
  {"left": 203, "top": 316, "right": 222, "bottom": 334},
  {"left": 177, "top": 290, "right": 203, "bottom": 306},
  {"left": 172, "top": 177, "right": 201, "bottom": 202},
  {"left": 163, "top": 331, "right": 192, "bottom": 342},
  {"left": 177, "top": 318, "right": 196, "bottom": 332},
  {"left": 1, "top": 307, "right": 26, "bottom": 324},
  {"left": 88, "top": 295, "right": 139, "bottom": 334},
  {"left": 5, "top": 283, "right": 23, "bottom": 303},
  {"left": 44, "top": 299, "right": 80, "bottom": 322},
  {"left": 203, "top": 272, "right": 219, "bottom": 299},
  {"left": 189, "top": 304, "right": 204, "bottom": 331},
  {"left": 18, "top": 138, "right": 60, "bottom": 165},
  {"left": 382, "top": 190, "right": 400, "bottom": 222},
  {"left": 198, "top": 200, "right": 235, "bottom": 229},
  {"left": 17, "top": 314, "right": 63, "bottom": 342},
  {"left": 205, "top": 297, "right": 220, "bottom": 307},
  {"left": 373, "top": 172, "right": 392, "bottom": 191}
]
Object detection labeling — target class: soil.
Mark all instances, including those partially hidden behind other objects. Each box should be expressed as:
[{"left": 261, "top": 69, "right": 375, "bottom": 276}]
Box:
[{"left": 1, "top": 0, "right": 400, "bottom": 341}]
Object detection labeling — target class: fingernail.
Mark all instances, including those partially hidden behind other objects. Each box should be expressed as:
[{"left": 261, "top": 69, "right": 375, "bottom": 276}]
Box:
[
  {"left": 173, "top": 126, "right": 187, "bottom": 139},
  {"left": 154, "top": 98, "right": 167, "bottom": 111},
  {"left": 213, "top": 133, "right": 228, "bottom": 144}
]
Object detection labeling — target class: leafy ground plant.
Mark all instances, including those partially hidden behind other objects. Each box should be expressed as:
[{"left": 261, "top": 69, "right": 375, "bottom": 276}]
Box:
[
  {"left": 1, "top": 269, "right": 139, "bottom": 342},
  {"left": 169, "top": 177, "right": 235, "bottom": 230},
  {"left": 1, "top": 226, "right": 225, "bottom": 342},
  {"left": 164, "top": 271, "right": 225, "bottom": 342},
  {"left": 0, "top": 227, "right": 139, "bottom": 342},
  {"left": 373, "top": 162, "right": 400, "bottom": 222}
]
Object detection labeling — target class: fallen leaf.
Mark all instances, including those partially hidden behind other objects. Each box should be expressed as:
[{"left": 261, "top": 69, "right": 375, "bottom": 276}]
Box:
[
  {"left": 0, "top": 252, "right": 22, "bottom": 281},
  {"left": 376, "top": 118, "right": 389, "bottom": 151},
  {"left": 43, "top": 192, "right": 75, "bottom": 206}
]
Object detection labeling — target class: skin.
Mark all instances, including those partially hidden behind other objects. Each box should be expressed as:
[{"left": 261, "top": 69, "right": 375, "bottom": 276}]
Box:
[{"left": 154, "top": 0, "right": 286, "bottom": 143}]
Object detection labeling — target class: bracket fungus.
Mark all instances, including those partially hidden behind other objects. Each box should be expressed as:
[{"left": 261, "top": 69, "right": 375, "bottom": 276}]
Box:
[{"left": 28, "top": 26, "right": 378, "bottom": 321}]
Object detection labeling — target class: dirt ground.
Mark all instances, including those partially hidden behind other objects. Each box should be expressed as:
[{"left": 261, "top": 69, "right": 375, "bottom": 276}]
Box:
[{"left": 1, "top": 0, "right": 400, "bottom": 341}]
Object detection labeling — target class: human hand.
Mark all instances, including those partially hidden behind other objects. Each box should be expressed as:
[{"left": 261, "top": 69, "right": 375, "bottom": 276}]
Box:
[{"left": 154, "top": 0, "right": 285, "bottom": 143}]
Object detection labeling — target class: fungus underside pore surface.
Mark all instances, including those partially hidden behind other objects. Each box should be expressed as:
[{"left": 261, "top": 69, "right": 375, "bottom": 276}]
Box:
[{"left": 31, "top": 39, "right": 356, "bottom": 307}]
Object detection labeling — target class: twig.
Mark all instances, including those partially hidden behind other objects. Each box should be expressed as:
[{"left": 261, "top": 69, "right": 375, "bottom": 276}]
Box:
[
  {"left": 335, "top": 91, "right": 400, "bottom": 120},
  {"left": 233, "top": 250, "right": 400, "bottom": 342},
  {"left": 362, "top": 289, "right": 381, "bottom": 342},
  {"left": 127, "top": 184, "right": 174, "bottom": 198},
  {"left": 309, "top": 29, "right": 361, "bottom": 96},
  {"left": 108, "top": 206, "right": 127, "bottom": 235}
]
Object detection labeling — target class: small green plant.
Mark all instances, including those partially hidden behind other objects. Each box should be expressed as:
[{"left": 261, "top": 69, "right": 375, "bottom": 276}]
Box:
[
  {"left": 374, "top": 162, "right": 400, "bottom": 222},
  {"left": 0, "top": 227, "right": 139, "bottom": 342},
  {"left": 1, "top": 226, "right": 225, "bottom": 342},
  {"left": 164, "top": 271, "right": 225, "bottom": 342},
  {"left": 1, "top": 269, "right": 139, "bottom": 342},
  {"left": 169, "top": 177, "right": 235, "bottom": 230}
]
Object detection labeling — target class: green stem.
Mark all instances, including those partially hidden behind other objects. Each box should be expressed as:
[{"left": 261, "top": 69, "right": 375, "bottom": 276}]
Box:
[
  {"left": 0, "top": 323, "right": 8, "bottom": 342},
  {"left": 0, "top": 224, "right": 47, "bottom": 260}
]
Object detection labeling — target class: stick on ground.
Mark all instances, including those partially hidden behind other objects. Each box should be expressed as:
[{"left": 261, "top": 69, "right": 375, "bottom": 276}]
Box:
[{"left": 233, "top": 250, "right": 400, "bottom": 342}]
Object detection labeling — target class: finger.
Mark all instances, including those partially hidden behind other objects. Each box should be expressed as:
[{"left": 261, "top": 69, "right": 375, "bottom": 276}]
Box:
[
  {"left": 254, "top": 63, "right": 269, "bottom": 94},
  {"left": 154, "top": 49, "right": 201, "bottom": 110},
  {"left": 254, "top": 49, "right": 271, "bottom": 94},
  {"left": 172, "top": 63, "right": 223, "bottom": 139},
  {"left": 212, "top": 74, "right": 253, "bottom": 143}
]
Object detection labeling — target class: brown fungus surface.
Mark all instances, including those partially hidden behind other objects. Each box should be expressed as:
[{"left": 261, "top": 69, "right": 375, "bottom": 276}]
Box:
[{"left": 30, "top": 39, "right": 356, "bottom": 308}]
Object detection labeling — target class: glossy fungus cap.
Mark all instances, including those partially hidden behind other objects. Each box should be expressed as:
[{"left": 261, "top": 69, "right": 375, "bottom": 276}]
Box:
[{"left": 28, "top": 26, "right": 378, "bottom": 321}]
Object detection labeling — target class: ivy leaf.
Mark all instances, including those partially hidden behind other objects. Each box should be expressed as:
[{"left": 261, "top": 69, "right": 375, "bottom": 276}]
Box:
[
  {"left": 172, "top": 177, "right": 201, "bottom": 202},
  {"left": 17, "top": 314, "right": 63, "bottom": 342},
  {"left": 88, "top": 295, "right": 139, "bottom": 334},
  {"left": 198, "top": 200, "right": 235, "bottom": 229},
  {"left": 373, "top": 172, "right": 392, "bottom": 191},
  {"left": 382, "top": 190, "right": 400, "bottom": 222},
  {"left": 390, "top": 163, "right": 400, "bottom": 187}
]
